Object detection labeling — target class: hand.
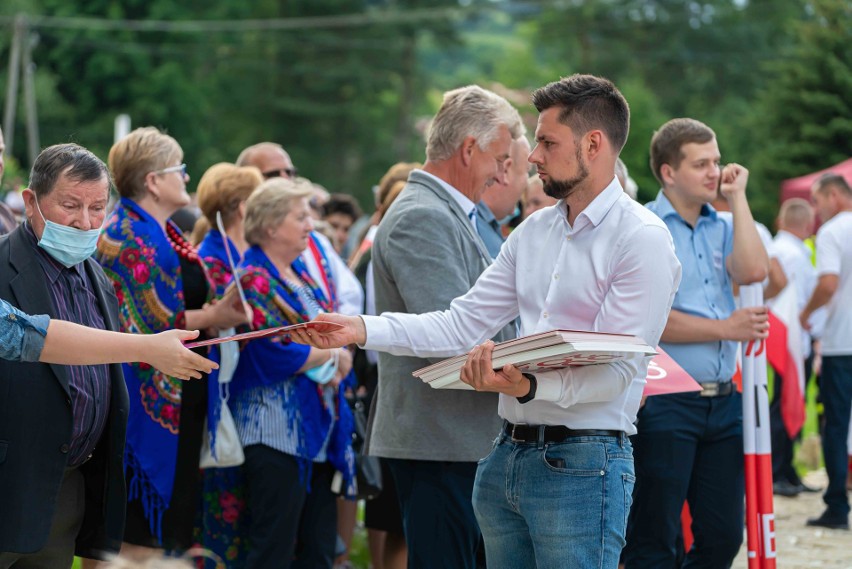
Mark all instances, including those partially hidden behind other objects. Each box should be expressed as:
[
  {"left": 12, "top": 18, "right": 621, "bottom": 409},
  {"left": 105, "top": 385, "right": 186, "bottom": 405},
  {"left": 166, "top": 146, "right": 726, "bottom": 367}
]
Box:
[
  {"left": 799, "top": 309, "right": 812, "bottom": 331},
  {"left": 722, "top": 306, "right": 769, "bottom": 342},
  {"left": 288, "top": 313, "right": 367, "bottom": 349},
  {"left": 143, "top": 330, "right": 219, "bottom": 380},
  {"left": 719, "top": 163, "right": 749, "bottom": 201},
  {"left": 459, "top": 340, "right": 530, "bottom": 397}
]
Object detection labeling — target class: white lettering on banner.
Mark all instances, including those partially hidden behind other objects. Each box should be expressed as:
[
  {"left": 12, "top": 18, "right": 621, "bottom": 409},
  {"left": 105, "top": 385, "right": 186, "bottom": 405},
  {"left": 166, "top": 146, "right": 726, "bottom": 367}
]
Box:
[
  {"left": 645, "top": 360, "right": 667, "bottom": 381},
  {"left": 761, "top": 513, "right": 776, "bottom": 558}
]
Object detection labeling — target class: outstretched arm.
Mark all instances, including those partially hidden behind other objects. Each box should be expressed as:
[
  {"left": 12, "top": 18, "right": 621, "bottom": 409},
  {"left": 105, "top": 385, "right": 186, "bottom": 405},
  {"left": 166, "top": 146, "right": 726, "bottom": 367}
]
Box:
[{"left": 39, "top": 322, "right": 218, "bottom": 380}]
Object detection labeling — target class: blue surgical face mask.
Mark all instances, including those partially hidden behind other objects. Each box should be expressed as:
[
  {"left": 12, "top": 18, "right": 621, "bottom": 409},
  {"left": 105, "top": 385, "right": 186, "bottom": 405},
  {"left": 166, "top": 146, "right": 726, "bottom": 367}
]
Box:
[
  {"left": 497, "top": 204, "right": 521, "bottom": 226},
  {"left": 305, "top": 351, "right": 338, "bottom": 385},
  {"left": 34, "top": 196, "right": 103, "bottom": 268}
]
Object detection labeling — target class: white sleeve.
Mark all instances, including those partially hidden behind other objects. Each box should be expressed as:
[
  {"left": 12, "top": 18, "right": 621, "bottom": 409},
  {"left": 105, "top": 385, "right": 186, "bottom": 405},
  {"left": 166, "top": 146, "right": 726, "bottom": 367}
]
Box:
[
  {"left": 816, "top": 226, "right": 841, "bottom": 276},
  {"left": 363, "top": 232, "right": 521, "bottom": 357},
  {"left": 756, "top": 222, "right": 778, "bottom": 258}
]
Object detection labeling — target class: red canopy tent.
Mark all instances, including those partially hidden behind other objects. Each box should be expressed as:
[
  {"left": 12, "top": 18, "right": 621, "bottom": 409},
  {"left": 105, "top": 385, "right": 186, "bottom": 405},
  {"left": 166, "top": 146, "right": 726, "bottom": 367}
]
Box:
[{"left": 780, "top": 157, "right": 852, "bottom": 203}]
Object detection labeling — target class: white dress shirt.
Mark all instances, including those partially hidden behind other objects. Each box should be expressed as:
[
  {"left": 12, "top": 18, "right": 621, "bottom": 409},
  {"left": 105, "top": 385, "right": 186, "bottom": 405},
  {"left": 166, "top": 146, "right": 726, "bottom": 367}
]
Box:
[{"left": 362, "top": 178, "right": 681, "bottom": 435}]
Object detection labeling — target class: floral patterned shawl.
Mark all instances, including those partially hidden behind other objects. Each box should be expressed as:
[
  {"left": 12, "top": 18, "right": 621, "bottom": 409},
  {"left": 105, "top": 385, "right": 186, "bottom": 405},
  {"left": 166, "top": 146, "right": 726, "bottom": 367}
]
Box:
[{"left": 97, "top": 197, "right": 213, "bottom": 541}]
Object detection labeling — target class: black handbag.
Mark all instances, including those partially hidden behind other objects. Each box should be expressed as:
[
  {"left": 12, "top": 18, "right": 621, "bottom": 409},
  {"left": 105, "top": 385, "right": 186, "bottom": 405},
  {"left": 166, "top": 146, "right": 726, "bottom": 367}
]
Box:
[{"left": 346, "top": 395, "right": 383, "bottom": 500}]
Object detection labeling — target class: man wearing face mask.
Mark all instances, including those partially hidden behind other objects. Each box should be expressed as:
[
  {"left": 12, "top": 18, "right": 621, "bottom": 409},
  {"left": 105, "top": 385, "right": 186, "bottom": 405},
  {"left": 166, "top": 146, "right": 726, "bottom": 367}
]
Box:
[{"left": 0, "top": 143, "right": 130, "bottom": 566}]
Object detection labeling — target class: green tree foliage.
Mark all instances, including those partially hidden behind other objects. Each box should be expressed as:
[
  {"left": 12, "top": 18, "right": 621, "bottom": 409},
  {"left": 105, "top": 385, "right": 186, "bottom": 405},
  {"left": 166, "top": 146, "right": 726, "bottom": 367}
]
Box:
[
  {"left": 2, "top": 0, "right": 844, "bottom": 225},
  {"left": 2, "top": 0, "right": 459, "bottom": 208},
  {"left": 752, "top": 0, "right": 852, "bottom": 201}
]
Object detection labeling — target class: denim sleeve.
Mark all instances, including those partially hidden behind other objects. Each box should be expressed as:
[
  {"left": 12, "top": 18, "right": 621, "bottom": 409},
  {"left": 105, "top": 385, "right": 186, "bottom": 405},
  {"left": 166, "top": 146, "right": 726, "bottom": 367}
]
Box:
[{"left": 0, "top": 299, "right": 50, "bottom": 362}]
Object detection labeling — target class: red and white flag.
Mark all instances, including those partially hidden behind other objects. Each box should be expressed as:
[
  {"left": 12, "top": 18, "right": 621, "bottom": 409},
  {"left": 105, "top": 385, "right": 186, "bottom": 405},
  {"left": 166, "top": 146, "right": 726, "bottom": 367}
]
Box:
[{"left": 766, "top": 282, "right": 806, "bottom": 438}]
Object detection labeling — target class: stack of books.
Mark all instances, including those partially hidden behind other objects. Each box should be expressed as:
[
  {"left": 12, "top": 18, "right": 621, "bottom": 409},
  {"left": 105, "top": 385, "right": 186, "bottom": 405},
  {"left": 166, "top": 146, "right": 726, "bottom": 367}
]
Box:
[{"left": 414, "top": 329, "right": 657, "bottom": 390}]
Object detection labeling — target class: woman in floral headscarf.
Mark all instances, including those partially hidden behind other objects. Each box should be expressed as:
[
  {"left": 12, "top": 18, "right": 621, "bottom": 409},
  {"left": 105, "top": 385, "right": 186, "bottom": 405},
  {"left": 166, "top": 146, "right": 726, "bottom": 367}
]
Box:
[{"left": 96, "top": 127, "right": 247, "bottom": 557}]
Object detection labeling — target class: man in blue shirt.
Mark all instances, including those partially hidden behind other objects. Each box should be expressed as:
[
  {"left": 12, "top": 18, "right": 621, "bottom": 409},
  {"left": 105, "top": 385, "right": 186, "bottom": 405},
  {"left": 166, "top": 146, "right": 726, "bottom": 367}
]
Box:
[{"left": 624, "top": 118, "right": 769, "bottom": 568}]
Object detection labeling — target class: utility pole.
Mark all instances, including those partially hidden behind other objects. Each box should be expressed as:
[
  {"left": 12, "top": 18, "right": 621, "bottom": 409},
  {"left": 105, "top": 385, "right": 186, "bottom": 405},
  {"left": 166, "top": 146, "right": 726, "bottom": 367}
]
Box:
[
  {"left": 22, "top": 26, "right": 40, "bottom": 167},
  {"left": 2, "top": 14, "right": 26, "bottom": 157}
]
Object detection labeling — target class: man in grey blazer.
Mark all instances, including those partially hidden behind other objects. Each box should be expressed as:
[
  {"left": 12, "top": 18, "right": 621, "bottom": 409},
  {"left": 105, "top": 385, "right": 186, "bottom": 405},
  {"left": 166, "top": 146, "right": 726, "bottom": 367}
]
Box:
[{"left": 365, "top": 85, "right": 523, "bottom": 569}]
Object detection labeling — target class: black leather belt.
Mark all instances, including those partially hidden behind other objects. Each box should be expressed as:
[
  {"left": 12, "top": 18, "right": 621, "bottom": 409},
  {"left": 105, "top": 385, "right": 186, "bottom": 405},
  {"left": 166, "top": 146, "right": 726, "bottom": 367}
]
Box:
[
  {"left": 698, "top": 381, "right": 734, "bottom": 398},
  {"left": 503, "top": 421, "right": 622, "bottom": 444}
]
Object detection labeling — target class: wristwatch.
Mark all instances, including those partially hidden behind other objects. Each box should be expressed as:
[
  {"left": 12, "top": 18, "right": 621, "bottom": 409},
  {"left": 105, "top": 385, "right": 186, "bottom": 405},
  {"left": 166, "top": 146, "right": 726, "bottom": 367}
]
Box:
[{"left": 517, "top": 373, "right": 537, "bottom": 404}]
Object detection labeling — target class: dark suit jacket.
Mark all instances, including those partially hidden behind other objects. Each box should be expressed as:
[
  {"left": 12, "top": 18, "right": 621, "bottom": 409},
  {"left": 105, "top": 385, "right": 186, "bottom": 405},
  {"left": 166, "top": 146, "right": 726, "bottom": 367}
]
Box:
[{"left": 0, "top": 226, "right": 129, "bottom": 558}]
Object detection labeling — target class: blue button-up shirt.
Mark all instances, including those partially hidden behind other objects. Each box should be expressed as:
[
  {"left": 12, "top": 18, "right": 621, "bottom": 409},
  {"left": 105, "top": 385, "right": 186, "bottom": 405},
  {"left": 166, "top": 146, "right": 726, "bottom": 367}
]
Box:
[
  {"left": 647, "top": 190, "right": 736, "bottom": 383},
  {"left": 0, "top": 299, "right": 49, "bottom": 362},
  {"left": 475, "top": 201, "right": 504, "bottom": 259}
]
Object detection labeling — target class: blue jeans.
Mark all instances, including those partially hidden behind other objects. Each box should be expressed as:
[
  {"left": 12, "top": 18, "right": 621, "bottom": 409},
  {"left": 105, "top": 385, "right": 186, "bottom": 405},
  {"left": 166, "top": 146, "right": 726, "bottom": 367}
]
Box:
[
  {"left": 473, "top": 431, "right": 634, "bottom": 569},
  {"left": 821, "top": 355, "right": 852, "bottom": 518}
]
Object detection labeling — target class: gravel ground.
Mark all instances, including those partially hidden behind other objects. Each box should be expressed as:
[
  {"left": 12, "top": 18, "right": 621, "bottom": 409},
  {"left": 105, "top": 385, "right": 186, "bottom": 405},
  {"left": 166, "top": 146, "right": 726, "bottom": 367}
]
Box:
[{"left": 733, "top": 470, "right": 851, "bottom": 568}]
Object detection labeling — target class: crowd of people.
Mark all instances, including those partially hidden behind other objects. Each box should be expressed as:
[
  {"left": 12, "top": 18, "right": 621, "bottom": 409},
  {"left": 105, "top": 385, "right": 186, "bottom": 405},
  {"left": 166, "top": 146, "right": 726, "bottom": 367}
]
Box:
[{"left": 0, "top": 72, "right": 849, "bottom": 569}]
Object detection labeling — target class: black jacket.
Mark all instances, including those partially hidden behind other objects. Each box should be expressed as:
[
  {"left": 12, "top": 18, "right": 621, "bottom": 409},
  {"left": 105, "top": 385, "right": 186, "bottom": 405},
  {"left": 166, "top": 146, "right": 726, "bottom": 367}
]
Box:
[{"left": 0, "top": 226, "right": 129, "bottom": 558}]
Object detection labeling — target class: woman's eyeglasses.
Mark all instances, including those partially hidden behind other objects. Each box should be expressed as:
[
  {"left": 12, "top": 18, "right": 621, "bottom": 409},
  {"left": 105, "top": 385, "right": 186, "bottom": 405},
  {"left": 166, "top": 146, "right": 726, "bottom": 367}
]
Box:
[{"left": 155, "top": 164, "right": 188, "bottom": 177}]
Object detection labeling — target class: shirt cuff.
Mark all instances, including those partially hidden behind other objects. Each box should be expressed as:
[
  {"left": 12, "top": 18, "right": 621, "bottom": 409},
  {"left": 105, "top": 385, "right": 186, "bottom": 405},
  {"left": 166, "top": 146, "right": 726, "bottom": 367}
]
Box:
[
  {"left": 360, "top": 315, "right": 392, "bottom": 351},
  {"left": 532, "top": 368, "right": 568, "bottom": 403},
  {"left": 21, "top": 314, "right": 50, "bottom": 363}
]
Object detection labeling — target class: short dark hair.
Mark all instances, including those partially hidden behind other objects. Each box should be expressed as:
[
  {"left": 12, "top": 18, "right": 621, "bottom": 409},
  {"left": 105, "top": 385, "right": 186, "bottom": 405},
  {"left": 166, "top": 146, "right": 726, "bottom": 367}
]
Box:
[
  {"left": 323, "top": 193, "right": 362, "bottom": 221},
  {"left": 531, "top": 74, "right": 630, "bottom": 153},
  {"left": 29, "top": 143, "right": 111, "bottom": 198},
  {"left": 813, "top": 172, "right": 852, "bottom": 197},
  {"left": 649, "top": 118, "right": 715, "bottom": 186}
]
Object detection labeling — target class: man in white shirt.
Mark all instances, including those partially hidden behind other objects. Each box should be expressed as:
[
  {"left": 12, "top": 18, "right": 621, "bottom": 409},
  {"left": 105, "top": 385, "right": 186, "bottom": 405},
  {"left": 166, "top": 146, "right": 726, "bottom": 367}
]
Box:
[
  {"left": 800, "top": 173, "right": 852, "bottom": 530},
  {"left": 292, "top": 74, "right": 682, "bottom": 567},
  {"left": 769, "top": 198, "right": 823, "bottom": 496}
]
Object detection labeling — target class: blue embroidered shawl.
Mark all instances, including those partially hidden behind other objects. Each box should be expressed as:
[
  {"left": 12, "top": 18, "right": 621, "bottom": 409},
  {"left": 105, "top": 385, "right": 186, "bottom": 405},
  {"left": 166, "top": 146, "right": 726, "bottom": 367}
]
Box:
[
  {"left": 234, "top": 245, "right": 356, "bottom": 494},
  {"left": 97, "top": 198, "right": 215, "bottom": 541}
]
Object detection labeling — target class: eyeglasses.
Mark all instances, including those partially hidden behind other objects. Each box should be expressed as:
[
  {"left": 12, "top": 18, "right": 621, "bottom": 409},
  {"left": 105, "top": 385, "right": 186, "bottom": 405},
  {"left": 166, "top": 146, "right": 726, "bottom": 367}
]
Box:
[
  {"left": 261, "top": 167, "right": 298, "bottom": 180},
  {"left": 155, "top": 164, "right": 188, "bottom": 177}
]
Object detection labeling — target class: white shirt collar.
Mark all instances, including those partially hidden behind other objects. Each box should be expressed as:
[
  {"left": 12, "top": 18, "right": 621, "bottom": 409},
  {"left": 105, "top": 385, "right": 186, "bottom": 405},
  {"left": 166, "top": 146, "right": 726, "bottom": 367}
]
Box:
[
  {"left": 417, "top": 169, "right": 477, "bottom": 227},
  {"left": 557, "top": 176, "right": 623, "bottom": 231}
]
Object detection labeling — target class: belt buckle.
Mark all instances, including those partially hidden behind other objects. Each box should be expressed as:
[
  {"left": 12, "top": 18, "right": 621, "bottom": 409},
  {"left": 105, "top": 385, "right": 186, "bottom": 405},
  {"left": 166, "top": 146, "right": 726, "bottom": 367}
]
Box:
[
  {"left": 510, "top": 423, "right": 523, "bottom": 442},
  {"left": 700, "top": 382, "right": 720, "bottom": 397}
]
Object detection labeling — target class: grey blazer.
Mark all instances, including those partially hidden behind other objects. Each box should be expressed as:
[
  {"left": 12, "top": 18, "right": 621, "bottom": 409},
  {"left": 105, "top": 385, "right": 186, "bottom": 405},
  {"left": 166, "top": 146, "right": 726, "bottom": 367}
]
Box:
[{"left": 365, "top": 170, "right": 515, "bottom": 462}]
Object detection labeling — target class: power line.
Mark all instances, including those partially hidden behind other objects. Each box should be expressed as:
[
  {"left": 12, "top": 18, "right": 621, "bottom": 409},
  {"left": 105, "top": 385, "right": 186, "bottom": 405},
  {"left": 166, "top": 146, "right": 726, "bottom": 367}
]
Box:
[{"left": 0, "top": 7, "right": 463, "bottom": 33}]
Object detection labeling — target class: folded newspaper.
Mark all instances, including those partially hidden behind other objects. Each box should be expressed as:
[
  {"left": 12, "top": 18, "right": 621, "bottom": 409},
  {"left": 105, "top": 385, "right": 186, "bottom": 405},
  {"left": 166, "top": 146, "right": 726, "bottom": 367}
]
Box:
[{"left": 414, "top": 330, "right": 656, "bottom": 390}]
